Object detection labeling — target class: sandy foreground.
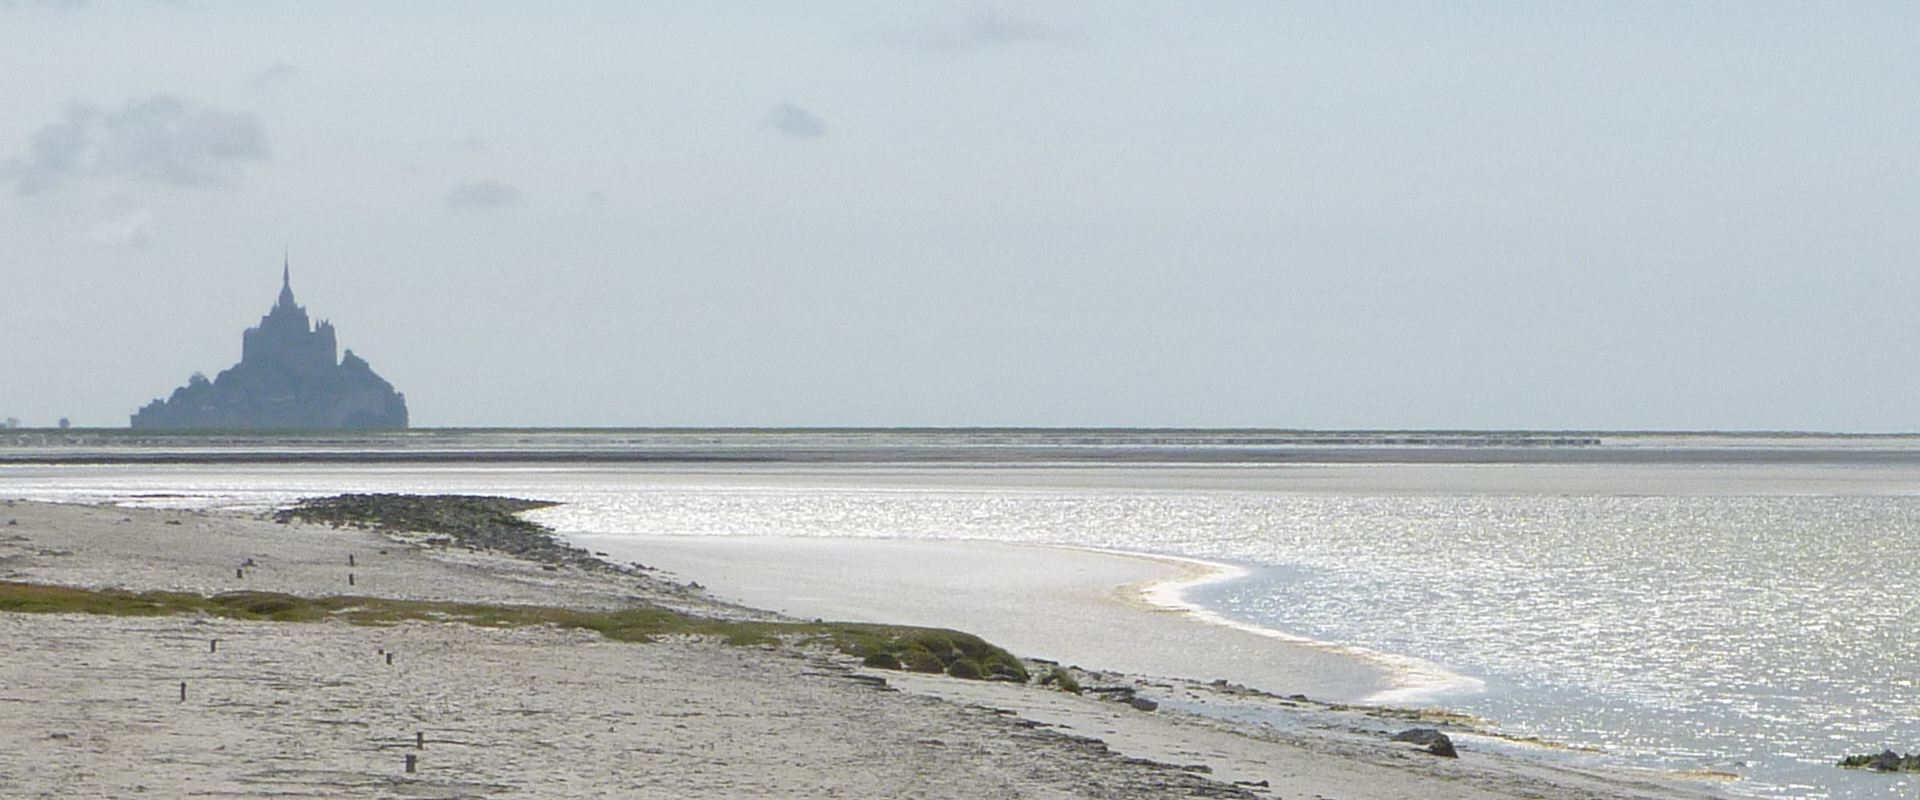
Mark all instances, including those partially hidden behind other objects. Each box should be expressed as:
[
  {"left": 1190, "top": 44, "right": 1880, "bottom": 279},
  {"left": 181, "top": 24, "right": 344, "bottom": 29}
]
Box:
[{"left": 0, "top": 499, "right": 1716, "bottom": 799}]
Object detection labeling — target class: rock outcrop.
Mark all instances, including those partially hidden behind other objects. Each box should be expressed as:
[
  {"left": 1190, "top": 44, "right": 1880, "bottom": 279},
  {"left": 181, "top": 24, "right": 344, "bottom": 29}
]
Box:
[
  {"left": 1392, "top": 728, "right": 1459, "bottom": 758},
  {"left": 130, "top": 264, "right": 408, "bottom": 429},
  {"left": 1839, "top": 750, "right": 1920, "bottom": 772}
]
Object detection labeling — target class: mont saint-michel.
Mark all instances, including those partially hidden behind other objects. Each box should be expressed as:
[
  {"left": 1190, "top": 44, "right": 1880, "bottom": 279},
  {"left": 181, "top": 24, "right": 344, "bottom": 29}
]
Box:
[{"left": 130, "top": 265, "right": 408, "bottom": 429}]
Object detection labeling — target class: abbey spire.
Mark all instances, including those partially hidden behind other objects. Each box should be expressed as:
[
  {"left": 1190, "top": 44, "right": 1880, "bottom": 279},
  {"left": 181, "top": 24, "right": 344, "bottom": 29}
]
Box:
[{"left": 278, "top": 253, "right": 297, "bottom": 310}]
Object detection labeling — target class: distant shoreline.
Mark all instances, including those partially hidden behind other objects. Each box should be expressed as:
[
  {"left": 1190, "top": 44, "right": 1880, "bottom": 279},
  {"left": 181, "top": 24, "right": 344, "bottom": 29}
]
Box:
[
  {"left": 13, "top": 446, "right": 1920, "bottom": 466},
  {"left": 11, "top": 426, "right": 1920, "bottom": 466}
]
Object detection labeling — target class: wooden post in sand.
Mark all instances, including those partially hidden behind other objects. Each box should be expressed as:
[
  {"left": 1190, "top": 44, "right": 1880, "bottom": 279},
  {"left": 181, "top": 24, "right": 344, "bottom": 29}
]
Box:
[
  {"left": 235, "top": 568, "right": 244, "bottom": 579},
  {"left": 210, "top": 639, "right": 218, "bottom": 653},
  {"left": 348, "top": 553, "right": 355, "bottom": 567},
  {"left": 178, "top": 682, "right": 186, "bottom": 702},
  {"left": 385, "top": 652, "right": 394, "bottom": 666},
  {"left": 348, "top": 572, "right": 355, "bottom": 586},
  {"left": 416, "top": 731, "right": 425, "bottom": 749},
  {"left": 404, "top": 754, "right": 417, "bottom": 773}
]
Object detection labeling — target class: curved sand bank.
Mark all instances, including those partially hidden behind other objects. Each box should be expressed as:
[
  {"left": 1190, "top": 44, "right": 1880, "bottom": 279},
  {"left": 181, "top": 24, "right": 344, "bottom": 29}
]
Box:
[
  {"left": 1113, "top": 548, "right": 1487, "bottom": 705},
  {"left": 569, "top": 533, "right": 1439, "bottom": 704}
]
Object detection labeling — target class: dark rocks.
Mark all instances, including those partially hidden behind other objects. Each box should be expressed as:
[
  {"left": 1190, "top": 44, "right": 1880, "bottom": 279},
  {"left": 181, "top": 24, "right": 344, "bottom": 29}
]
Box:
[
  {"left": 840, "top": 673, "right": 892, "bottom": 691},
  {"left": 275, "top": 494, "right": 614, "bottom": 572},
  {"left": 1392, "top": 728, "right": 1459, "bottom": 758},
  {"left": 1083, "top": 684, "right": 1159, "bottom": 711},
  {"left": 1839, "top": 750, "right": 1920, "bottom": 772}
]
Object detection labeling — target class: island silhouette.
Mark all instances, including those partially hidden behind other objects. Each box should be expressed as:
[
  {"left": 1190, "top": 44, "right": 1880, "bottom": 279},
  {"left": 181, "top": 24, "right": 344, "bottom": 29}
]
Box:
[{"left": 130, "top": 261, "right": 408, "bottom": 429}]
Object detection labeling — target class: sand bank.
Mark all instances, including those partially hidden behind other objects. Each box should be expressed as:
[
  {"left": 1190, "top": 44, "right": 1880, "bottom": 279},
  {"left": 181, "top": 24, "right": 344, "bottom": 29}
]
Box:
[
  {"left": 0, "top": 498, "right": 1716, "bottom": 798},
  {"left": 570, "top": 534, "right": 1423, "bottom": 703}
]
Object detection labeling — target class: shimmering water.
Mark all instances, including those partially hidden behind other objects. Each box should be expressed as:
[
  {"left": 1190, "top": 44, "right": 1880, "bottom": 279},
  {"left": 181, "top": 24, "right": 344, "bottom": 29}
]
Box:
[{"left": 7, "top": 454, "right": 1920, "bottom": 797}]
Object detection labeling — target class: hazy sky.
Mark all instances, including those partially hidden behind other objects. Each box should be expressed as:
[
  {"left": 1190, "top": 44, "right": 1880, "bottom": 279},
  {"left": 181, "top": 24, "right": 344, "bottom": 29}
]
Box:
[{"left": 2, "top": 2, "right": 1916, "bottom": 429}]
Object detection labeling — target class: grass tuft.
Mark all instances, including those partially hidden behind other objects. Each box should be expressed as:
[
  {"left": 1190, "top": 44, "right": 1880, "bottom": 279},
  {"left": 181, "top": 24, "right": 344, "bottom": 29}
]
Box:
[
  {"left": 0, "top": 581, "right": 1026, "bottom": 682},
  {"left": 861, "top": 652, "right": 903, "bottom": 669},
  {"left": 1039, "top": 666, "right": 1083, "bottom": 694}
]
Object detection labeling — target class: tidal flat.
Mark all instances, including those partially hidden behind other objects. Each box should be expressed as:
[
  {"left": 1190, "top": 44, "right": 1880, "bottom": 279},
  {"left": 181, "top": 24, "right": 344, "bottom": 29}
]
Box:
[{"left": 0, "top": 495, "right": 1712, "bottom": 798}]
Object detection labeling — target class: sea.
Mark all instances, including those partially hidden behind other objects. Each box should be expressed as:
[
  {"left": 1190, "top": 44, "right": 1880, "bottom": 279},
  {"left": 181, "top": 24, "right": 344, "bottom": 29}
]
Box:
[{"left": 5, "top": 428, "right": 1919, "bottom": 799}]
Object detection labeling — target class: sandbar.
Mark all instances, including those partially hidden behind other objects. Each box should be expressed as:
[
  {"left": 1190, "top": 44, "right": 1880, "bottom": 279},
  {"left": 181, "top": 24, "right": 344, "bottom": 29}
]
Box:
[{"left": 570, "top": 533, "right": 1412, "bottom": 703}]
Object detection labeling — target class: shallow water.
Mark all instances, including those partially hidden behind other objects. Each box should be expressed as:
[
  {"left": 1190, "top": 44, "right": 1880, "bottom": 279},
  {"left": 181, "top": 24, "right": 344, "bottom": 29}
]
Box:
[{"left": 7, "top": 454, "right": 1920, "bottom": 797}]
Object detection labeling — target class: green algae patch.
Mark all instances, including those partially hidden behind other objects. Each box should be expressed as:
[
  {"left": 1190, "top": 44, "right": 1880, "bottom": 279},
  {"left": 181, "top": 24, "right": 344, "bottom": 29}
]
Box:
[
  {"left": 1039, "top": 666, "right": 1083, "bottom": 694},
  {"left": 0, "top": 581, "right": 1026, "bottom": 682},
  {"left": 809, "top": 624, "right": 1028, "bottom": 682},
  {"left": 0, "top": 582, "right": 210, "bottom": 618}
]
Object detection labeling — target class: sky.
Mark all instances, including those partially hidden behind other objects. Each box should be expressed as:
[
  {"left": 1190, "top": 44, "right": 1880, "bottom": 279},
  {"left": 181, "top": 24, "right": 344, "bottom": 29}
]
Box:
[{"left": 1, "top": 1, "right": 1916, "bottom": 430}]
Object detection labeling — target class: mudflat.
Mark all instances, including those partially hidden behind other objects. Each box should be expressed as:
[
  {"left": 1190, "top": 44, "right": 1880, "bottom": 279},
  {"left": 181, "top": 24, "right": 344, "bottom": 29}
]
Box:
[{"left": 0, "top": 499, "right": 1713, "bottom": 798}]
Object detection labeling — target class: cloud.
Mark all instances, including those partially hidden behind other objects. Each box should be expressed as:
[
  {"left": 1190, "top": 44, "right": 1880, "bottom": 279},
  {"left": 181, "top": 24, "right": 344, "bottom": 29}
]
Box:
[
  {"left": 445, "top": 180, "right": 522, "bottom": 210},
  {"left": 3, "top": 95, "right": 269, "bottom": 195},
  {"left": 872, "top": 1, "right": 1082, "bottom": 53},
  {"left": 765, "top": 104, "right": 827, "bottom": 139},
  {"left": 0, "top": 0, "right": 93, "bottom": 13},
  {"left": 251, "top": 62, "right": 299, "bottom": 90},
  {"left": 5, "top": 106, "right": 92, "bottom": 195},
  {"left": 97, "top": 96, "right": 269, "bottom": 186},
  {"left": 87, "top": 208, "right": 154, "bottom": 247}
]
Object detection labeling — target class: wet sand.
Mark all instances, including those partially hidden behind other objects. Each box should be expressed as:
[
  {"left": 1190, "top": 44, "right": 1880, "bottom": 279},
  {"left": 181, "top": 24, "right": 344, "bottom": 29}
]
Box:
[
  {"left": 0, "top": 499, "right": 1717, "bottom": 799},
  {"left": 573, "top": 534, "right": 1408, "bottom": 703}
]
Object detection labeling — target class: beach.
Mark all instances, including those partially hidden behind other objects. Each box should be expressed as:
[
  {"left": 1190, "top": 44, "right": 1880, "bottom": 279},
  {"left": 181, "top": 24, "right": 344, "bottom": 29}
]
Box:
[
  {"left": 574, "top": 533, "right": 1429, "bottom": 703},
  {"left": 0, "top": 497, "right": 1715, "bottom": 798}
]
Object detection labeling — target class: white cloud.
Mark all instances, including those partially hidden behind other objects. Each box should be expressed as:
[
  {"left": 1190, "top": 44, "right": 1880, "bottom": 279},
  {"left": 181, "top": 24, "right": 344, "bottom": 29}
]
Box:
[
  {"left": 3, "top": 95, "right": 269, "bottom": 195},
  {"left": 872, "top": 1, "right": 1082, "bottom": 53},
  {"left": 446, "top": 179, "right": 522, "bottom": 210},
  {"left": 97, "top": 95, "right": 269, "bottom": 186},
  {"left": 251, "top": 62, "right": 299, "bottom": 90},
  {"left": 86, "top": 208, "right": 154, "bottom": 247},
  {"left": 765, "top": 104, "right": 827, "bottom": 139},
  {"left": 0, "top": 0, "right": 92, "bottom": 13},
  {"left": 4, "top": 105, "right": 92, "bottom": 195}
]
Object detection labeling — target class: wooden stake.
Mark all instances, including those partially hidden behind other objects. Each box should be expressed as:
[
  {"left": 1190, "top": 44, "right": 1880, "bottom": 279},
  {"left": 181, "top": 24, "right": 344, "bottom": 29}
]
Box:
[
  {"left": 404, "top": 754, "right": 417, "bottom": 773},
  {"left": 385, "top": 652, "right": 393, "bottom": 666},
  {"left": 416, "top": 731, "right": 425, "bottom": 749},
  {"left": 348, "top": 553, "right": 355, "bottom": 567},
  {"left": 178, "top": 681, "right": 186, "bottom": 702},
  {"left": 348, "top": 572, "right": 355, "bottom": 586},
  {"left": 235, "top": 568, "right": 244, "bottom": 579},
  {"left": 210, "top": 639, "right": 218, "bottom": 653}
]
